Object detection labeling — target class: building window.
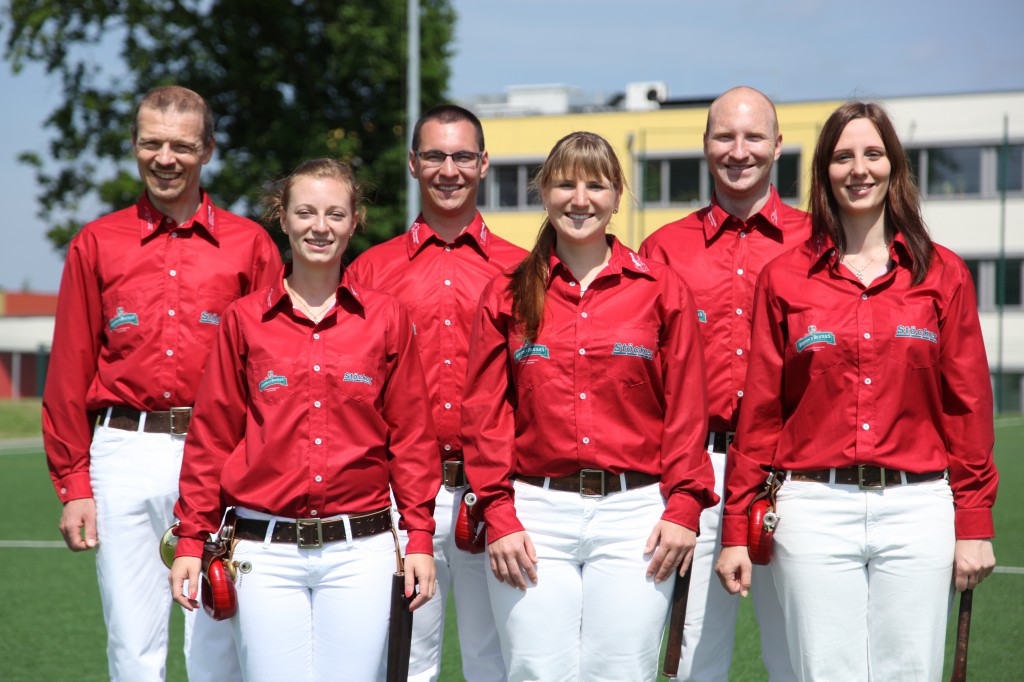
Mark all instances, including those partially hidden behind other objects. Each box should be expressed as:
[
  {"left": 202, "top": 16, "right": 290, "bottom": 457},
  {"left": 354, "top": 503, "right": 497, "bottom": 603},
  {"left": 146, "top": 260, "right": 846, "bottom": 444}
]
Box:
[
  {"left": 479, "top": 162, "right": 544, "bottom": 210},
  {"left": 964, "top": 257, "right": 1024, "bottom": 311},
  {"left": 776, "top": 153, "right": 801, "bottom": 201},
  {"left": 927, "top": 146, "right": 982, "bottom": 196},
  {"left": 907, "top": 143, "right": 1024, "bottom": 198},
  {"left": 641, "top": 152, "right": 800, "bottom": 206}
]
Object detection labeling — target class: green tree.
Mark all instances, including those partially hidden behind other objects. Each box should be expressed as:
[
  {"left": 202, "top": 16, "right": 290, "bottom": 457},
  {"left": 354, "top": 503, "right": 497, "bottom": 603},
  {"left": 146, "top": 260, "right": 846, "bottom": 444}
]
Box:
[{"left": 3, "top": 0, "right": 455, "bottom": 255}]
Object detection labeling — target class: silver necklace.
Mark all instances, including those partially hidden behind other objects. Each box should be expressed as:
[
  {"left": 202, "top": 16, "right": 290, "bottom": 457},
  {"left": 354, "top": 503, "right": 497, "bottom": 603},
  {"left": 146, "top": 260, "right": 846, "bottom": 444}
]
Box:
[{"left": 843, "top": 245, "right": 889, "bottom": 282}]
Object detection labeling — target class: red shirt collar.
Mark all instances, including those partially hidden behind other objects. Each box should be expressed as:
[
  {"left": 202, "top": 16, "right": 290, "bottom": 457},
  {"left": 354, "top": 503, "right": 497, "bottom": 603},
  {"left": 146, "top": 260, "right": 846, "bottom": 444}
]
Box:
[
  {"left": 703, "top": 186, "right": 787, "bottom": 242},
  {"left": 136, "top": 191, "right": 219, "bottom": 243},
  {"left": 546, "top": 235, "right": 656, "bottom": 284},
  {"left": 808, "top": 230, "right": 914, "bottom": 274},
  {"left": 262, "top": 264, "right": 365, "bottom": 316},
  {"left": 405, "top": 212, "right": 491, "bottom": 260}
]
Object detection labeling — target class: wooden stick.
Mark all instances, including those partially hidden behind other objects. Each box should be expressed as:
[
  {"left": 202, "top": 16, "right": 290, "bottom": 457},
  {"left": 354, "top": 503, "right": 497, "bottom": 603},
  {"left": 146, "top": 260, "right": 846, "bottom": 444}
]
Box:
[
  {"left": 662, "top": 566, "right": 692, "bottom": 677},
  {"left": 949, "top": 588, "right": 973, "bottom": 682}
]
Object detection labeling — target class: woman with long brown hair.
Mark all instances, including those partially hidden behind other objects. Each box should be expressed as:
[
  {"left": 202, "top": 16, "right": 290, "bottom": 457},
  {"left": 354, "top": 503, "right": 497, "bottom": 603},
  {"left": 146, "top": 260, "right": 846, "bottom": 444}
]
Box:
[
  {"left": 462, "top": 131, "right": 716, "bottom": 681},
  {"left": 716, "top": 102, "right": 998, "bottom": 680}
]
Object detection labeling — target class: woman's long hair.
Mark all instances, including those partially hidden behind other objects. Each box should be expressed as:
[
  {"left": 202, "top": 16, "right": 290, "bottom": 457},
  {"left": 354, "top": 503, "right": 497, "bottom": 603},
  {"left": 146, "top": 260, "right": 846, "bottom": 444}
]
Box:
[
  {"left": 507, "top": 132, "right": 625, "bottom": 341},
  {"left": 810, "top": 101, "right": 932, "bottom": 284}
]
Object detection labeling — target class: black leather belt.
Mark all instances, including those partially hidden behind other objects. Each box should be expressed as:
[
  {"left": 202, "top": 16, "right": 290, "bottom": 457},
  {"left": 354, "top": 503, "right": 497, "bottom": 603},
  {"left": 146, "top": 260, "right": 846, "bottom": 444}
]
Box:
[
  {"left": 443, "top": 460, "right": 467, "bottom": 489},
  {"left": 105, "top": 406, "right": 192, "bottom": 435},
  {"left": 516, "top": 469, "right": 660, "bottom": 498},
  {"left": 233, "top": 507, "right": 392, "bottom": 549},
  {"left": 787, "top": 466, "right": 945, "bottom": 491},
  {"left": 707, "top": 431, "right": 734, "bottom": 454}
]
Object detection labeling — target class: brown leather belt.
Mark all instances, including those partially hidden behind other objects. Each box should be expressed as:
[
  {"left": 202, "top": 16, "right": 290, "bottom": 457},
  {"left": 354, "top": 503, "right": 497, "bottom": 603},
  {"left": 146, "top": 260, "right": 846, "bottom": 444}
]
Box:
[
  {"left": 233, "top": 507, "right": 392, "bottom": 549},
  {"left": 442, "top": 460, "right": 467, "bottom": 489},
  {"left": 787, "top": 466, "right": 945, "bottom": 490},
  {"left": 517, "top": 469, "right": 660, "bottom": 498},
  {"left": 105, "top": 406, "right": 192, "bottom": 435}
]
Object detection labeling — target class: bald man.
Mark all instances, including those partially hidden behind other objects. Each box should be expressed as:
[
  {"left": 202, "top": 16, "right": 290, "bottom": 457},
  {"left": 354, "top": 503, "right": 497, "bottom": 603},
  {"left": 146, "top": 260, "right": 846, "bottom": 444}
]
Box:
[{"left": 639, "top": 86, "right": 809, "bottom": 682}]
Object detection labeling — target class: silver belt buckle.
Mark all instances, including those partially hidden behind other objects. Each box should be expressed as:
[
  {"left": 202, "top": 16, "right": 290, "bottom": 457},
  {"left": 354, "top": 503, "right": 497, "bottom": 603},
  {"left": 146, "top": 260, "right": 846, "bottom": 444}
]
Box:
[
  {"left": 579, "top": 469, "right": 606, "bottom": 498},
  {"left": 170, "top": 406, "right": 191, "bottom": 436},
  {"left": 857, "top": 465, "right": 886, "bottom": 491},
  {"left": 296, "top": 519, "right": 324, "bottom": 549}
]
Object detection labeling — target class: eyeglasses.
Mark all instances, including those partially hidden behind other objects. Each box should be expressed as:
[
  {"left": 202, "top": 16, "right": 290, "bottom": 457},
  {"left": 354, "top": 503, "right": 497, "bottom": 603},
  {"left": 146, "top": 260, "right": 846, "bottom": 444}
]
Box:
[{"left": 415, "top": 150, "right": 482, "bottom": 168}]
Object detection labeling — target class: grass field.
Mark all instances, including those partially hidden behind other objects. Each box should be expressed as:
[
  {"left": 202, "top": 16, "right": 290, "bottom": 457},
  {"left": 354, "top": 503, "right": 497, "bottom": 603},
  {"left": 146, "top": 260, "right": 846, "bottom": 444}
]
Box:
[{"left": 1, "top": 408, "right": 1020, "bottom": 680}]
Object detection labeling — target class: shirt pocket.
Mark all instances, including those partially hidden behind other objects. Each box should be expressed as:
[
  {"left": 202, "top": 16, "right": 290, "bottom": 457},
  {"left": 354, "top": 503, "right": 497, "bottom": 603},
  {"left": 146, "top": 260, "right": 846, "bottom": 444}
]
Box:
[
  {"left": 786, "top": 310, "right": 850, "bottom": 376},
  {"left": 331, "top": 354, "right": 382, "bottom": 402},
  {"left": 250, "top": 360, "right": 299, "bottom": 406},
  {"left": 888, "top": 304, "right": 940, "bottom": 369},
  {"left": 101, "top": 290, "right": 146, "bottom": 359},
  {"left": 596, "top": 325, "right": 659, "bottom": 388},
  {"left": 193, "top": 290, "right": 238, "bottom": 345},
  {"left": 510, "top": 340, "right": 560, "bottom": 391}
]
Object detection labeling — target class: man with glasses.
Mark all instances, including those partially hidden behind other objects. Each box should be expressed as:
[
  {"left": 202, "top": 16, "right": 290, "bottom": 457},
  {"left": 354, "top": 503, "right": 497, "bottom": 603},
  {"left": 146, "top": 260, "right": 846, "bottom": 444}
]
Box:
[
  {"left": 43, "top": 85, "right": 281, "bottom": 681},
  {"left": 640, "top": 86, "right": 809, "bottom": 682},
  {"left": 349, "top": 104, "right": 525, "bottom": 682}
]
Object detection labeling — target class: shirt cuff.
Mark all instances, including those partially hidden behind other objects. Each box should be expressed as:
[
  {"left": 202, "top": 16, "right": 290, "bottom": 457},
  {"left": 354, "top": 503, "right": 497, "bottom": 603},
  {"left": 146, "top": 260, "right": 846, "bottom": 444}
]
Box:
[
  {"left": 405, "top": 530, "right": 435, "bottom": 556},
  {"left": 662, "top": 491, "right": 704, "bottom": 533},
  {"left": 54, "top": 472, "right": 94, "bottom": 503},
  {"left": 954, "top": 507, "right": 995, "bottom": 539},
  {"left": 721, "top": 513, "right": 749, "bottom": 546},
  {"left": 482, "top": 499, "right": 525, "bottom": 543},
  {"left": 175, "top": 536, "right": 206, "bottom": 558}
]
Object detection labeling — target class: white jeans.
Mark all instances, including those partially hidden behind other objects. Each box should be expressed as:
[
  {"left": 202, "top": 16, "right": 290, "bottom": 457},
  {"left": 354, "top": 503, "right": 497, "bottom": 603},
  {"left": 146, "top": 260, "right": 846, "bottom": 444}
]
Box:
[
  {"left": 397, "top": 485, "right": 506, "bottom": 682},
  {"left": 90, "top": 423, "right": 241, "bottom": 682},
  {"left": 671, "top": 449, "right": 795, "bottom": 682},
  {"left": 229, "top": 508, "right": 397, "bottom": 682},
  {"left": 771, "top": 476, "right": 955, "bottom": 682},
  {"left": 487, "top": 480, "right": 672, "bottom": 682}
]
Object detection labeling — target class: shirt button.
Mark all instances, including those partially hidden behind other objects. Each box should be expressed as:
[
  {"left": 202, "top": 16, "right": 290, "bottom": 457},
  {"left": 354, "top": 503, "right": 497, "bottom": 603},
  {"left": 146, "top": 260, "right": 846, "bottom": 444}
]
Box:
[
  {"left": 737, "top": 390, "right": 744, "bottom": 397},
  {"left": 168, "top": 309, "right": 175, "bottom": 316},
  {"left": 735, "top": 308, "right": 743, "bottom": 315},
  {"left": 310, "top": 510, "right": 318, "bottom": 516},
  {"left": 166, "top": 349, "right": 174, "bottom": 356},
  {"left": 864, "top": 332, "right": 871, "bottom": 339},
  {"left": 444, "top": 246, "right": 452, "bottom": 252},
  {"left": 737, "top": 268, "right": 744, "bottom": 275},
  {"left": 444, "top": 319, "right": 452, "bottom": 326},
  {"left": 314, "top": 400, "right": 322, "bottom": 408},
  {"left": 739, "top": 232, "right": 747, "bottom": 238},
  {"left": 862, "top": 423, "right": 870, "bottom": 431},
  {"left": 169, "top": 270, "right": 177, "bottom": 277},
  {"left": 444, "top": 279, "right": 451, "bottom": 286},
  {"left": 315, "top": 475, "right": 323, "bottom": 483},
  {"left": 580, "top": 392, "right": 587, "bottom": 400},
  {"left": 569, "top": 281, "right": 577, "bottom": 287},
  {"left": 60, "top": 487, "right": 67, "bottom": 495},
  {"left": 581, "top": 312, "right": 588, "bottom": 318},
  {"left": 444, "top": 402, "right": 452, "bottom": 409},
  {"left": 313, "top": 364, "right": 321, "bottom": 371},
  {"left": 736, "top": 348, "right": 743, "bottom": 355},
  {"left": 171, "top": 231, "right": 178, "bottom": 238},
  {"left": 313, "top": 333, "right": 320, "bottom": 340},
  {"left": 864, "top": 378, "right": 872, "bottom": 385},
  {"left": 163, "top": 391, "right": 171, "bottom": 399},
  {"left": 579, "top": 348, "right": 586, "bottom": 355},
  {"left": 582, "top": 437, "right": 590, "bottom": 444},
  {"left": 444, "top": 444, "right": 452, "bottom": 451},
  {"left": 444, "top": 359, "right": 452, "bottom": 365},
  {"left": 861, "top": 294, "right": 868, "bottom": 300},
  {"left": 315, "top": 437, "right": 323, "bottom": 445}
]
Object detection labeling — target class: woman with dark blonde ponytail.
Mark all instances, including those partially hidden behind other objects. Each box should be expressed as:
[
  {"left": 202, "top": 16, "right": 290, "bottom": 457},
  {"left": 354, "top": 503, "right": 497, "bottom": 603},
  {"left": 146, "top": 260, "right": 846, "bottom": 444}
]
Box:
[{"left": 462, "top": 131, "right": 716, "bottom": 681}]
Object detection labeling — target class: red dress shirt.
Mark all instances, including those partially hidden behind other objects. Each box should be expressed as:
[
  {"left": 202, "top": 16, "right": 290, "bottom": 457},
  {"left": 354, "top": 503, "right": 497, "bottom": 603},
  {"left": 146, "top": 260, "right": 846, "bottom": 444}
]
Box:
[
  {"left": 348, "top": 213, "right": 526, "bottom": 459},
  {"left": 639, "top": 188, "right": 810, "bottom": 433},
  {"left": 43, "top": 193, "right": 282, "bottom": 502},
  {"left": 174, "top": 268, "right": 440, "bottom": 557},
  {"left": 723, "top": 234, "right": 999, "bottom": 544},
  {"left": 462, "top": 237, "right": 717, "bottom": 542}
]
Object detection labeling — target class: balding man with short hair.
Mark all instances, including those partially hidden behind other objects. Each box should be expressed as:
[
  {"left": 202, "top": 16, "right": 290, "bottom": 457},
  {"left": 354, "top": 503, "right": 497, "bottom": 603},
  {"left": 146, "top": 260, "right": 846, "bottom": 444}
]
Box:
[{"left": 639, "top": 86, "right": 809, "bottom": 682}]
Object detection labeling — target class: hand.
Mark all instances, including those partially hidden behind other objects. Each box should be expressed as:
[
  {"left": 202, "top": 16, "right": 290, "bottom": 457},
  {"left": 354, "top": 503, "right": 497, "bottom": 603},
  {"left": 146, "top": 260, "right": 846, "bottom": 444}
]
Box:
[
  {"left": 715, "top": 545, "right": 752, "bottom": 597},
  {"left": 644, "top": 520, "right": 697, "bottom": 583},
  {"left": 953, "top": 539, "right": 995, "bottom": 592},
  {"left": 170, "top": 556, "right": 203, "bottom": 610},
  {"left": 403, "top": 553, "right": 436, "bottom": 612},
  {"left": 59, "top": 498, "right": 98, "bottom": 551},
  {"left": 487, "top": 530, "right": 538, "bottom": 590}
]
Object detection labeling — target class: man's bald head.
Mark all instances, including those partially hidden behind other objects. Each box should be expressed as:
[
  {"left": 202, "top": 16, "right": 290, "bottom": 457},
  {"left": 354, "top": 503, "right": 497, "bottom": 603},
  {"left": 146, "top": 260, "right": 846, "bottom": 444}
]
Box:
[{"left": 706, "top": 86, "right": 779, "bottom": 139}]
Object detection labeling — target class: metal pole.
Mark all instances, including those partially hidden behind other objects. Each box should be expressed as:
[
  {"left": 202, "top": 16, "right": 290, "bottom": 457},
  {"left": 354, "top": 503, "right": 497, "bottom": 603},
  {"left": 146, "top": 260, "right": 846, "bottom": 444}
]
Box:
[
  {"left": 996, "top": 115, "right": 1008, "bottom": 413},
  {"left": 405, "top": 0, "right": 421, "bottom": 229}
]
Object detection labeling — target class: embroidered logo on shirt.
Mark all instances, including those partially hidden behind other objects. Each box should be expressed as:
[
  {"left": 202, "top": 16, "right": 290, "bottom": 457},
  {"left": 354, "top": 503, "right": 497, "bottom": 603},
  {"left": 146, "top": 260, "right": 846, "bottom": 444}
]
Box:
[
  {"left": 895, "top": 325, "right": 938, "bottom": 344},
  {"left": 258, "top": 371, "right": 288, "bottom": 392},
  {"left": 199, "top": 311, "right": 221, "bottom": 325},
  {"left": 513, "top": 343, "right": 550, "bottom": 363},
  {"left": 108, "top": 306, "right": 140, "bottom": 332},
  {"left": 612, "top": 342, "right": 654, "bottom": 360},
  {"left": 697, "top": 310, "right": 707, "bottom": 324},
  {"left": 343, "top": 372, "right": 373, "bottom": 385},
  {"left": 795, "top": 325, "right": 836, "bottom": 352}
]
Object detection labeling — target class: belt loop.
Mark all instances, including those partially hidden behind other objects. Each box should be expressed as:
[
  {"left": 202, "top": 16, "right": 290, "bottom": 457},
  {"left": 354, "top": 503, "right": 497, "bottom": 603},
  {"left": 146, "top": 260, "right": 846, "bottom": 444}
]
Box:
[
  {"left": 619, "top": 473, "right": 628, "bottom": 492},
  {"left": 829, "top": 468, "right": 836, "bottom": 485},
  {"left": 103, "top": 407, "right": 113, "bottom": 428},
  {"left": 137, "top": 410, "right": 147, "bottom": 433},
  {"left": 706, "top": 432, "right": 715, "bottom": 453},
  {"left": 899, "top": 471, "right": 908, "bottom": 485},
  {"left": 542, "top": 477, "right": 552, "bottom": 490},
  {"left": 263, "top": 518, "right": 276, "bottom": 549},
  {"left": 341, "top": 515, "right": 354, "bottom": 548}
]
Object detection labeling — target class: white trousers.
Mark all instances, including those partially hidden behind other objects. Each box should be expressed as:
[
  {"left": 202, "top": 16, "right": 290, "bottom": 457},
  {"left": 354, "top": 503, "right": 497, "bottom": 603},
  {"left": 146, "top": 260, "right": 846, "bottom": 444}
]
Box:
[
  {"left": 90, "top": 423, "right": 241, "bottom": 682},
  {"left": 229, "top": 508, "right": 397, "bottom": 682},
  {"left": 487, "top": 480, "right": 672, "bottom": 682},
  {"left": 671, "top": 449, "right": 795, "bottom": 681},
  {"left": 396, "top": 485, "right": 506, "bottom": 682},
  {"left": 771, "top": 476, "right": 955, "bottom": 682}
]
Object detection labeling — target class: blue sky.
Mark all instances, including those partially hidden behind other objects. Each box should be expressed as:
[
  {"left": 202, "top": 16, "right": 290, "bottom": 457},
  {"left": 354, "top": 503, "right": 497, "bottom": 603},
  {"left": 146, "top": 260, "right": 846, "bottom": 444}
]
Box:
[{"left": 2, "top": 0, "right": 1022, "bottom": 292}]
